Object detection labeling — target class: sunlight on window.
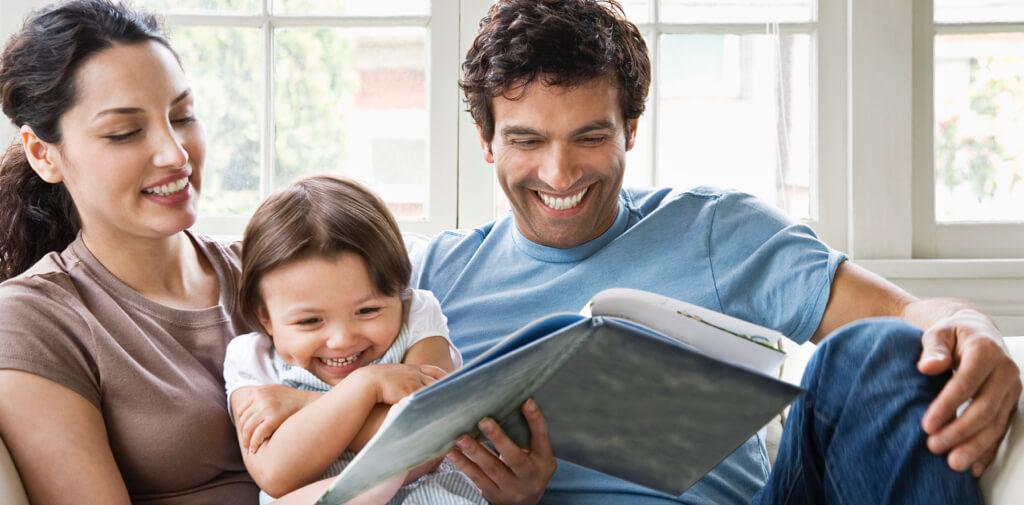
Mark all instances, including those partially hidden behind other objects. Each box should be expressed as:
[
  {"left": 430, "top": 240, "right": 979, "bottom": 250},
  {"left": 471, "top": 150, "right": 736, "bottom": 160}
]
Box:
[
  {"left": 134, "top": 0, "right": 258, "bottom": 14},
  {"left": 274, "top": 28, "right": 429, "bottom": 220},
  {"left": 168, "top": 25, "right": 262, "bottom": 217},
  {"left": 274, "top": 0, "right": 427, "bottom": 16},
  {"left": 934, "top": 33, "right": 1024, "bottom": 223},
  {"left": 658, "top": 34, "right": 813, "bottom": 220},
  {"left": 935, "top": 0, "right": 1024, "bottom": 24}
]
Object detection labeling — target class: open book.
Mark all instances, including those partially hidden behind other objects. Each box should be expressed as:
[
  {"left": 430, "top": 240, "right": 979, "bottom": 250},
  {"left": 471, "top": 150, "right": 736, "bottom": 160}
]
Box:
[{"left": 316, "top": 288, "right": 802, "bottom": 504}]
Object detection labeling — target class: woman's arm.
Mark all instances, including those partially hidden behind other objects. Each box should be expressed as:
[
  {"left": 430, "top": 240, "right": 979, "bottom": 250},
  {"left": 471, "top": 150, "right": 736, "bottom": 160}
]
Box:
[{"left": 0, "top": 371, "right": 131, "bottom": 505}]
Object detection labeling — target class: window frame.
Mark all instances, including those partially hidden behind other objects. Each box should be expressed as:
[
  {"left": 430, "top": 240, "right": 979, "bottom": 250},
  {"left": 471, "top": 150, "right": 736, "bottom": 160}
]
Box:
[
  {"left": 5, "top": 0, "right": 1020, "bottom": 262},
  {"left": 911, "top": 0, "right": 1024, "bottom": 259},
  {"left": 456, "top": 0, "right": 849, "bottom": 252}
]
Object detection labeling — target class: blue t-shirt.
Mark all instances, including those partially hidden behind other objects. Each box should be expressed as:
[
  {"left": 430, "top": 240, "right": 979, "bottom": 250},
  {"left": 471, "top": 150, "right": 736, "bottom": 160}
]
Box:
[{"left": 413, "top": 187, "right": 846, "bottom": 505}]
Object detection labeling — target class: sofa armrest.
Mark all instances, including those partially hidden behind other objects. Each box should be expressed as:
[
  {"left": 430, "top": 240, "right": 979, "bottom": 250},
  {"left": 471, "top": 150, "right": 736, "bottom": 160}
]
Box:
[{"left": 979, "top": 336, "right": 1024, "bottom": 505}]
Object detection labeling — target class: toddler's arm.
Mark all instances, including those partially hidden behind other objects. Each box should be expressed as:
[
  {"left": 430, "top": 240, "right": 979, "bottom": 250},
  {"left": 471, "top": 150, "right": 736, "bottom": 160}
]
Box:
[{"left": 233, "top": 363, "right": 445, "bottom": 498}]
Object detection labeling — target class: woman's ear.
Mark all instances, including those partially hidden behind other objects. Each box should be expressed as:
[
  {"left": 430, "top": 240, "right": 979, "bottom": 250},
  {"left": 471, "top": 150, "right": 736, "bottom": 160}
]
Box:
[{"left": 20, "top": 125, "right": 63, "bottom": 184}]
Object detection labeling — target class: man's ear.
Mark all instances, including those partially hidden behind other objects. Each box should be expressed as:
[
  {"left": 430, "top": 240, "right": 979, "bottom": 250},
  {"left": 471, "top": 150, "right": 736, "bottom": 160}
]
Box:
[
  {"left": 20, "top": 125, "right": 63, "bottom": 184},
  {"left": 476, "top": 124, "right": 494, "bottom": 164},
  {"left": 257, "top": 304, "right": 273, "bottom": 337},
  {"left": 625, "top": 118, "right": 639, "bottom": 152}
]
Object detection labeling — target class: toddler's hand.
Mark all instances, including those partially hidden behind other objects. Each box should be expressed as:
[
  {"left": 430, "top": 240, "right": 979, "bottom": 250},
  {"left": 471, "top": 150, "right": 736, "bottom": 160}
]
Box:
[
  {"left": 236, "top": 384, "right": 319, "bottom": 454},
  {"left": 358, "top": 363, "right": 447, "bottom": 405}
]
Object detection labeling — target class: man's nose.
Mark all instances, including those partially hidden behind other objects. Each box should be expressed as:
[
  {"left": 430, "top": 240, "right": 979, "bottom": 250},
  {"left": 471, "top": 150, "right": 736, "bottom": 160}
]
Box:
[{"left": 538, "top": 145, "right": 581, "bottom": 193}]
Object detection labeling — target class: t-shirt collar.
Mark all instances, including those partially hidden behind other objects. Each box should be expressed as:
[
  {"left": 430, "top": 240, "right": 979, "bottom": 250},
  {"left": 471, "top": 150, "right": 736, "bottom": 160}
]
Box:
[{"left": 511, "top": 198, "right": 630, "bottom": 263}]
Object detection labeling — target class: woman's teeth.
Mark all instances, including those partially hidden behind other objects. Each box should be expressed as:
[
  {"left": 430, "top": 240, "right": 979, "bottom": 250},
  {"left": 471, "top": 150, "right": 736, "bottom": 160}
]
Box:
[
  {"left": 320, "top": 353, "right": 359, "bottom": 367},
  {"left": 143, "top": 177, "right": 189, "bottom": 196},
  {"left": 539, "top": 187, "right": 588, "bottom": 210}
]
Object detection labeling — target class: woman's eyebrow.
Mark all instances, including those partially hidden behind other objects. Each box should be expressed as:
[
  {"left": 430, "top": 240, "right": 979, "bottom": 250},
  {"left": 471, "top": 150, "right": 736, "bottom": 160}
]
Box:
[{"left": 93, "top": 89, "right": 192, "bottom": 119}]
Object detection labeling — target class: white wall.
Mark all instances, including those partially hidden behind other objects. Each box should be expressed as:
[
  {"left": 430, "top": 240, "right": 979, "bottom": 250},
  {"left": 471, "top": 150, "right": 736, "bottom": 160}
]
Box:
[{"left": 1, "top": 1, "right": 47, "bottom": 145}]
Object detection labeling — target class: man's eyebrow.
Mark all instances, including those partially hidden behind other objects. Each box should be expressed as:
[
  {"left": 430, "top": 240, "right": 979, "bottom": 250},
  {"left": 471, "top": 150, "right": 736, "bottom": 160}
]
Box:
[
  {"left": 93, "top": 89, "right": 192, "bottom": 119},
  {"left": 570, "top": 120, "right": 615, "bottom": 137},
  {"left": 501, "top": 125, "right": 543, "bottom": 137}
]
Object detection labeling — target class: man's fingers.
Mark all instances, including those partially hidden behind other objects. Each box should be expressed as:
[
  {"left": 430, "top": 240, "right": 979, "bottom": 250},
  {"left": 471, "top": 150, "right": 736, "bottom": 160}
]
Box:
[
  {"left": 922, "top": 347, "right": 993, "bottom": 434},
  {"left": 454, "top": 434, "right": 514, "bottom": 483},
  {"left": 478, "top": 418, "right": 529, "bottom": 476},
  {"left": 918, "top": 325, "right": 955, "bottom": 375},
  {"left": 972, "top": 443, "right": 999, "bottom": 478},
  {"left": 523, "top": 399, "right": 554, "bottom": 460},
  {"left": 447, "top": 444, "right": 499, "bottom": 495},
  {"left": 926, "top": 368, "right": 1010, "bottom": 453},
  {"left": 944, "top": 405, "right": 1011, "bottom": 474}
]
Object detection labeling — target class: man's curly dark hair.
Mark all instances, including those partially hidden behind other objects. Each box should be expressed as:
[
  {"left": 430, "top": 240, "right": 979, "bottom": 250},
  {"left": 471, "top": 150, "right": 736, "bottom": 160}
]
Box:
[{"left": 460, "top": 0, "right": 651, "bottom": 142}]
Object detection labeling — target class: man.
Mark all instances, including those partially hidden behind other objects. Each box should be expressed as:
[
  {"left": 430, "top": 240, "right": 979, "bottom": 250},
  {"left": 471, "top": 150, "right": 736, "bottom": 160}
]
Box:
[{"left": 416, "top": 1, "right": 1023, "bottom": 504}]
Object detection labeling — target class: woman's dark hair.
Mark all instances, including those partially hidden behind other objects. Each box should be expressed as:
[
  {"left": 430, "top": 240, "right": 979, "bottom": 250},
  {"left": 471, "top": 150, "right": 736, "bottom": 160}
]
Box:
[
  {"left": 238, "top": 176, "right": 412, "bottom": 334},
  {"left": 460, "top": 0, "right": 651, "bottom": 142},
  {"left": 0, "top": 0, "right": 173, "bottom": 281}
]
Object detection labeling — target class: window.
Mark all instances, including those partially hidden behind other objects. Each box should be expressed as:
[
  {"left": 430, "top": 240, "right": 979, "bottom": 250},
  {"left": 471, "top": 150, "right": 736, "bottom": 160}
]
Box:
[
  {"left": 911, "top": 0, "right": 1024, "bottom": 258},
  {"left": 132, "top": 0, "right": 459, "bottom": 236},
  {"left": 473, "top": 1, "right": 847, "bottom": 249}
]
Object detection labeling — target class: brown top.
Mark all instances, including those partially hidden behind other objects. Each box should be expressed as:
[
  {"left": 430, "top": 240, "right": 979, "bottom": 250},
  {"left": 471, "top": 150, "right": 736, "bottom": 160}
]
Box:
[{"left": 0, "top": 232, "right": 257, "bottom": 504}]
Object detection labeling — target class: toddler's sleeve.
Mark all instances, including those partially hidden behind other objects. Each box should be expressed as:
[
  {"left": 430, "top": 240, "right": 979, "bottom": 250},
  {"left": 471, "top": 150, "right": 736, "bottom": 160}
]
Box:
[
  {"left": 405, "top": 289, "right": 462, "bottom": 368},
  {"left": 223, "top": 332, "right": 281, "bottom": 418}
]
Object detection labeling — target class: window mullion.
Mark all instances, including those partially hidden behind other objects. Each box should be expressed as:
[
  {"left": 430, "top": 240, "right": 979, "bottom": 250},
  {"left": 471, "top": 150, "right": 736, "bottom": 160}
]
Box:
[
  {"left": 261, "top": 15, "right": 274, "bottom": 198},
  {"left": 648, "top": 27, "right": 660, "bottom": 188}
]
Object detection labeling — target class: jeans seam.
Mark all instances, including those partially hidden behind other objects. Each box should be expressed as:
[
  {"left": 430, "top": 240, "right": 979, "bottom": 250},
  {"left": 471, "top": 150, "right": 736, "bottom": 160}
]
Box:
[
  {"left": 824, "top": 452, "right": 850, "bottom": 505},
  {"left": 778, "top": 459, "right": 802, "bottom": 505}
]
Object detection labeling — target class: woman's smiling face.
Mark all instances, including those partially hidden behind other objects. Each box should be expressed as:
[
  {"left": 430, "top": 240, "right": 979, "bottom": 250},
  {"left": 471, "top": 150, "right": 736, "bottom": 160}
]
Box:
[{"left": 32, "top": 40, "right": 205, "bottom": 243}]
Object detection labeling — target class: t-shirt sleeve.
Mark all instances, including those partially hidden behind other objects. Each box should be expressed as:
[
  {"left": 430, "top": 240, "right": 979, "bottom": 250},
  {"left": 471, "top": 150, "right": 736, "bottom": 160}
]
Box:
[
  {"left": 0, "top": 277, "right": 102, "bottom": 407},
  {"left": 223, "top": 332, "right": 281, "bottom": 418},
  {"left": 405, "top": 289, "right": 462, "bottom": 368},
  {"left": 707, "top": 191, "right": 847, "bottom": 345}
]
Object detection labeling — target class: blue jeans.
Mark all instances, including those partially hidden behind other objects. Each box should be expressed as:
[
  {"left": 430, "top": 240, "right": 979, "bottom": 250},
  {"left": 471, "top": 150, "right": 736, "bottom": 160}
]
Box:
[{"left": 750, "top": 318, "right": 983, "bottom": 505}]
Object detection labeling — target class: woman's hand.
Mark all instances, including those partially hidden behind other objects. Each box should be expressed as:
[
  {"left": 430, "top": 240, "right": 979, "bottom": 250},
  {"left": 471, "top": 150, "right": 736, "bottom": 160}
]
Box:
[
  {"left": 356, "top": 363, "right": 447, "bottom": 405},
  {"left": 446, "top": 399, "right": 556, "bottom": 505},
  {"left": 234, "top": 385, "right": 320, "bottom": 454}
]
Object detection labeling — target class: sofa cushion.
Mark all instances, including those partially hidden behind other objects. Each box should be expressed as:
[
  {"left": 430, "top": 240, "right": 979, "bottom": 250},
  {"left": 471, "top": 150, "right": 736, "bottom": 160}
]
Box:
[{"left": 980, "top": 337, "right": 1024, "bottom": 505}]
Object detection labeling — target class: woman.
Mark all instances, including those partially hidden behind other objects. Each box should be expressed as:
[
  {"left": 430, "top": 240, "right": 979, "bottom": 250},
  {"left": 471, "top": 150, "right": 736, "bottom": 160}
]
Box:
[{"left": 0, "top": 1, "right": 402, "bottom": 503}]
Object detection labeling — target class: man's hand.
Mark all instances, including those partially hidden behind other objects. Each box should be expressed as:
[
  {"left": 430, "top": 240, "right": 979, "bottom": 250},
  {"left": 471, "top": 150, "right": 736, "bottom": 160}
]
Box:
[
  {"left": 917, "top": 309, "right": 1022, "bottom": 477},
  {"left": 446, "top": 399, "right": 557, "bottom": 505},
  {"left": 236, "top": 385, "right": 319, "bottom": 454}
]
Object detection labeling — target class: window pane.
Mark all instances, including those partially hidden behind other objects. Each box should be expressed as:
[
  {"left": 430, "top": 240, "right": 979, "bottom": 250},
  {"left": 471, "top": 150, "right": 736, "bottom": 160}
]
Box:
[
  {"left": 934, "top": 33, "right": 1024, "bottom": 223},
  {"left": 275, "top": 28, "right": 428, "bottom": 220},
  {"left": 274, "top": 0, "right": 427, "bottom": 16},
  {"left": 620, "top": 0, "right": 652, "bottom": 24},
  {"left": 657, "top": 33, "right": 813, "bottom": 219},
  {"left": 658, "top": 0, "right": 815, "bottom": 24},
  {"left": 133, "top": 0, "right": 259, "bottom": 15},
  {"left": 169, "top": 26, "right": 262, "bottom": 217},
  {"left": 935, "top": 0, "right": 1024, "bottom": 24}
]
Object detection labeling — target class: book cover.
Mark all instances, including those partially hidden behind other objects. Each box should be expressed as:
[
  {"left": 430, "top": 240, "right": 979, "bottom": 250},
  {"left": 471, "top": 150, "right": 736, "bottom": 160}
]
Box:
[{"left": 315, "top": 289, "right": 802, "bottom": 504}]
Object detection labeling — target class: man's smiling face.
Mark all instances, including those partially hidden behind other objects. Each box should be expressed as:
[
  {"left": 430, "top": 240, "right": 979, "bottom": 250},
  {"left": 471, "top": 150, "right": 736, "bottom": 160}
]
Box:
[{"left": 482, "top": 77, "right": 638, "bottom": 249}]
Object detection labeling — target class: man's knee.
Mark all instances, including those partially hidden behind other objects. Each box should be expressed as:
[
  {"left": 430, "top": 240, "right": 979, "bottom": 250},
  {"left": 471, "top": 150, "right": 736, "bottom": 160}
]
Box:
[{"left": 818, "top": 317, "right": 923, "bottom": 363}]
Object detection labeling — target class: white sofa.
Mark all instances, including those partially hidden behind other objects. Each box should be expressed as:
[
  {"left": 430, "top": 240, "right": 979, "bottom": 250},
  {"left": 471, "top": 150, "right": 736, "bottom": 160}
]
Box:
[{"left": 1, "top": 338, "right": 1021, "bottom": 504}]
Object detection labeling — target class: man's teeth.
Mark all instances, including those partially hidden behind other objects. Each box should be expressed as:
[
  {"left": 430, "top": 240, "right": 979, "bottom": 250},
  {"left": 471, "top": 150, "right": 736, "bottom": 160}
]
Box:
[
  {"left": 320, "top": 353, "right": 359, "bottom": 367},
  {"left": 539, "top": 187, "right": 588, "bottom": 211},
  {"left": 143, "top": 177, "right": 189, "bottom": 196}
]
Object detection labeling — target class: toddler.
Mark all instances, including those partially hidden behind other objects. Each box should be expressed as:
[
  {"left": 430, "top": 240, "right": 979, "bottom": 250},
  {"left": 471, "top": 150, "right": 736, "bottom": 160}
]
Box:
[{"left": 222, "top": 176, "right": 485, "bottom": 504}]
